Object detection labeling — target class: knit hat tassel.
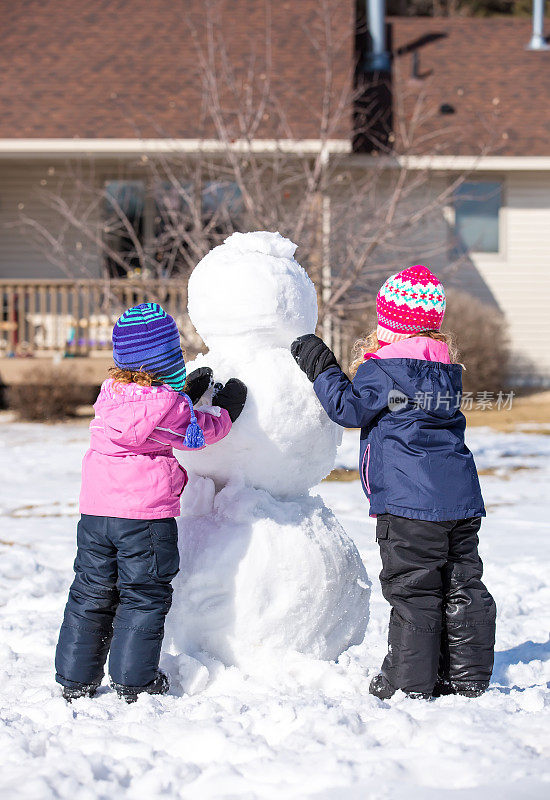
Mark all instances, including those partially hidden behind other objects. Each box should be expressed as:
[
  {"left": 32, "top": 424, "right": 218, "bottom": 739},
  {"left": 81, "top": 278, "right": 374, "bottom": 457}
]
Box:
[{"left": 182, "top": 395, "right": 205, "bottom": 449}]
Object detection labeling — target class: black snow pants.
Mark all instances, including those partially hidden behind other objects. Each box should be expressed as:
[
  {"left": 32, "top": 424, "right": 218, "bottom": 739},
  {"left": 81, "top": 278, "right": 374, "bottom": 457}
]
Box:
[
  {"left": 55, "top": 514, "right": 180, "bottom": 689},
  {"left": 376, "top": 513, "right": 496, "bottom": 695}
]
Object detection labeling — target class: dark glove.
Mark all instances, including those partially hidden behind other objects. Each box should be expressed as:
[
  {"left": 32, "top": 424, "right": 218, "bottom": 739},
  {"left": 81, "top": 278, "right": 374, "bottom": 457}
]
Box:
[
  {"left": 291, "top": 334, "right": 339, "bottom": 382},
  {"left": 185, "top": 367, "right": 213, "bottom": 405},
  {"left": 213, "top": 378, "right": 248, "bottom": 423}
]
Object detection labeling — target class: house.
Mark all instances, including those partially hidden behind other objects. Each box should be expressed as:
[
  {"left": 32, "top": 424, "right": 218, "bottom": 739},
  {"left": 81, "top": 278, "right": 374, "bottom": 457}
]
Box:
[
  {"left": 0, "top": 1, "right": 549, "bottom": 384},
  {"left": 388, "top": 16, "right": 550, "bottom": 385}
]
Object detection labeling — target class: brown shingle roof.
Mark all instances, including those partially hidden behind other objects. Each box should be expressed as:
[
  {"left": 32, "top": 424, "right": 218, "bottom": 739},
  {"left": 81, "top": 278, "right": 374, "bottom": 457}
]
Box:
[
  {"left": 1, "top": 5, "right": 549, "bottom": 156},
  {"left": 0, "top": 0, "right": 353, "bottom": 140},
  {"left": 390, "top": 17, "right": 550, "bottom": 156}
]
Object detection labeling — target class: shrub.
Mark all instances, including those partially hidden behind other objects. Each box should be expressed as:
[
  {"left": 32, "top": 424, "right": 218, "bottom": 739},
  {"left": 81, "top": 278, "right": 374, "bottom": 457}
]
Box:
[
  {"left": 442, "top": 289, "right": 510, "bottom": 394},
  {"left": 8, "top": 365, "right": 97, "bottom": 422}
]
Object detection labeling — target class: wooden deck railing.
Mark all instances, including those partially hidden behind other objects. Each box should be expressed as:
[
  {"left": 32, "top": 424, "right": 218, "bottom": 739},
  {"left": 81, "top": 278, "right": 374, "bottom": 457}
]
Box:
[{"left": 0, "top": 279, "right": 194, "bottom": 357}]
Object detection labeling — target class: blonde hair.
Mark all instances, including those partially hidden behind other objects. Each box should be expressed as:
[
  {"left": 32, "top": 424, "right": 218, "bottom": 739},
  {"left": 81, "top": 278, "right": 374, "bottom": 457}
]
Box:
[{"left": 349, "top": 330, "right": 459, "bottom": 377}]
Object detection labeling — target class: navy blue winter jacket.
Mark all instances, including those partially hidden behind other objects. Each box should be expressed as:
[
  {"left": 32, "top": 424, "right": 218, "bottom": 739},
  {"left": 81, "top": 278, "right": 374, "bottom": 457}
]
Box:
[{"left": 313, "top": 339, "right": 485, "bottom": 522}]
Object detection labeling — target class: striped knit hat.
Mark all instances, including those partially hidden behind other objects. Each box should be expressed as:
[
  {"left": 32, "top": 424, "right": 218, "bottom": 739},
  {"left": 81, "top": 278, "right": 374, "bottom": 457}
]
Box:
[
  {"left": 376, "top": 265, "right": 446, "bottom": 344},
  {"left": 112, "top": 303, "right": 186, "bottom": 392}
]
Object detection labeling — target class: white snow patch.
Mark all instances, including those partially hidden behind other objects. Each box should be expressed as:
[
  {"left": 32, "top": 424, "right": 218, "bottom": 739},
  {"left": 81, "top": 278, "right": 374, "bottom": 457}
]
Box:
[{"left": 1, "top": 417, "right": 549, "bottom": 798}]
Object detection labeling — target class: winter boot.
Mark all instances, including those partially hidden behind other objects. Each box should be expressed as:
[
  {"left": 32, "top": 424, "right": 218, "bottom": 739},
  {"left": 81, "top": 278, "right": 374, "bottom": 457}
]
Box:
[
  {"left": 451, "top": 680, "right": 489, "bottom": 698},
  {"left": 432, "top": 676, "right": 455, "bottom": 698},
  {"left": 61, "top": 683, "right": 99, "bottom": 702},
  {"left": 369, "top": 673, "right": 432, "bottom": 701},
  {"left": 405, "top": 690, "right": 433, "bottom": 700},
  {"left": 369, "top": 673, "right": 396, "bottom": 699},
  {"left": 111, "top": 670, "right": 170, "bottom": 704}
]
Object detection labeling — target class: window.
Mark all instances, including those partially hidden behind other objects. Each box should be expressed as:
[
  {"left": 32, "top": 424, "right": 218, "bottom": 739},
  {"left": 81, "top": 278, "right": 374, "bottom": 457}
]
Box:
[
  {"left": 152, "top": 181, "right": 194, "bottom": 276},
  {"left": 202, "top": 180, "right": 243, "bottom": 223},
  {"left": 453, "top": 181, "right": 502, "bottom": 254},
  {"left": 103, "top": 181, "right": 145, "bottom": 278},
  {"left": 103, "top": 178, "right": 244, "bottom": 278},
  {"left": 153, "top": 179, "right": 243, "bottom": 274}
]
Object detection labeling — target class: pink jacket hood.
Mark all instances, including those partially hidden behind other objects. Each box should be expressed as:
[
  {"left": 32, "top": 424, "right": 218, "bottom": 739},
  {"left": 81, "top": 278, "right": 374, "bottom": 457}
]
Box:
[
  {"left": 366, "top": 336, "right": 450, "bottom": 364},
  {"left": 80, "top": 380, "right": 232, "bottom": 520},
  {"left": 97, "top": 380, "right": 181, "bottom": 447}
]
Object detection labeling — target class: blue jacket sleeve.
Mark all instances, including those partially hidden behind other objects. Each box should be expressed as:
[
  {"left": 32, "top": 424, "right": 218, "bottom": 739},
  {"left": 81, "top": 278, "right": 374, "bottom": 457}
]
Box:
[{"left": 313, "top": 361, "right": 393, "bottom": 429}]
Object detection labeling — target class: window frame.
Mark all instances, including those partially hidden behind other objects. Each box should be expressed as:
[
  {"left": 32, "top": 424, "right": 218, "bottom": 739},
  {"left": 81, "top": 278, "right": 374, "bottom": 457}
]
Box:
[{"left": 448, "top": 175, "right": 506, "bottom": 261}]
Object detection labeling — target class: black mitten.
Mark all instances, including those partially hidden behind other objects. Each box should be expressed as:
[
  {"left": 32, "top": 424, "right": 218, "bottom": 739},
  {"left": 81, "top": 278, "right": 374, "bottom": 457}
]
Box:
[
  {"left": 291, "top": 334, "right": 339, "bottom": 382},
  {"left": 213, "top": 378, "right": 248, "bottom": 423},
  {"left": 185, "top": 367, "right": 213, "bottom": 404}
]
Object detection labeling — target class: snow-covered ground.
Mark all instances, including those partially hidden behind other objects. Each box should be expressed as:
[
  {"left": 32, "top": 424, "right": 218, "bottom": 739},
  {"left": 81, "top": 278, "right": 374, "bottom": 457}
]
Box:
[{"left": 0, "top": 417, "right": 549, "bottom": 799}]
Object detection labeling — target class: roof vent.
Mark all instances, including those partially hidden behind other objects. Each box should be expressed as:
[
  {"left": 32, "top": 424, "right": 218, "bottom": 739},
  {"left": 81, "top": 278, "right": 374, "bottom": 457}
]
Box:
[{"left": 527, "top": 0, "right": 550, "bottom": 51}]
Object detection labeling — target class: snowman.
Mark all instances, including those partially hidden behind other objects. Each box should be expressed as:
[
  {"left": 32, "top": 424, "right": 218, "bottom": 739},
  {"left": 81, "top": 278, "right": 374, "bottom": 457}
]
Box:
[{"left": 166, "top": 231, "right": 369, "bottom": 670}]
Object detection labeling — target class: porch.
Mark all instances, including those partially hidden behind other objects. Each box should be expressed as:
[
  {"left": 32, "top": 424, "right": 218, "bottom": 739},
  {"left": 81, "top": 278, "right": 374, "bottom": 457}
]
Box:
[{"left": 0, "top": 278, "right": 196, "bottom": 385}]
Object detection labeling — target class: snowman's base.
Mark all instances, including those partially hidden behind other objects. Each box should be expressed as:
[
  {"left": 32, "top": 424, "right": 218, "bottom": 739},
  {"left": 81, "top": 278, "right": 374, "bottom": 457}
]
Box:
[{"left": 166, "top": 478, "right": 370, "bottom": 668}]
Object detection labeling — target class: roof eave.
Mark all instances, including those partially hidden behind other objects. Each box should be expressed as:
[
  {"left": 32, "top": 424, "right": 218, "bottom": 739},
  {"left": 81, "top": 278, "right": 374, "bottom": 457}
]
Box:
[
  {"left": 345, "top": 154, "right": 550, "bottom": 171},
  {"left": 0, "top": 138, "right": 352, "bottom": 158},
  {"left": 1, "top": 141, "right": 549, "bottom": 170}
]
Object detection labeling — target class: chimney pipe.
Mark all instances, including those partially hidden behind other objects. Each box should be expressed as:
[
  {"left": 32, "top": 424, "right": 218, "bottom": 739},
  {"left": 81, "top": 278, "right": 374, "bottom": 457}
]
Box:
[
  {"left": 366, "top": 0, "right": 390, "bottom": 71},
  {"left": 527, "top": 0, "right": 550, "bottom": 50}
]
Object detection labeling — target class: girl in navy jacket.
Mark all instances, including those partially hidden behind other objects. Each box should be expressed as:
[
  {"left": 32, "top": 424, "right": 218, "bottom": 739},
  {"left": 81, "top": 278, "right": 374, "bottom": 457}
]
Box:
[{"left": 292, "top": 266, "right": 496, "bottom": 700}]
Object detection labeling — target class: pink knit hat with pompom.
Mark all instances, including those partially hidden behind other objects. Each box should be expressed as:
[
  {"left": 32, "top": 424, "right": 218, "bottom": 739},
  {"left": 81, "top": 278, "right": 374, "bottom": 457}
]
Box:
[
  {"left": 376, "top": 265, "right": 446, "bottom": 344},
  {"left": 376, "top": 264, "right": 445, "bottom": 343}
]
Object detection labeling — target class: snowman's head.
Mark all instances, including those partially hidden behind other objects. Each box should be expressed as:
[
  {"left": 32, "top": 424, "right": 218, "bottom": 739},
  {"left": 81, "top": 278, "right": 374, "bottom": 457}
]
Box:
[{"left": 188, "top": 231, "right": 318, "bottom": 348}]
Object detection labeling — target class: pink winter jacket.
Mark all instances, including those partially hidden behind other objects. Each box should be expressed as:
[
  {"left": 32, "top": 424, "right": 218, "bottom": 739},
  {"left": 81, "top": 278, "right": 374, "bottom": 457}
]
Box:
[{"left": 79, "top": 380, "right": 232, "bottom": 520}]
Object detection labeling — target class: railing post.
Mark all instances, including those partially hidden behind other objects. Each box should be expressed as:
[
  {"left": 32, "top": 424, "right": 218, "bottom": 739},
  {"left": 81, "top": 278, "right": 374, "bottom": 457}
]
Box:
[
  {"left": 7, "top": 285, "right": 16, "bottom": 353},
  {"left": 60, "top": 285, "right": 69, "bottom": 354},
  {"left": 17, "top": 285, "right": 27, "bottom": 354},
  {"left": 82, "top": 282, "right": 91, "bottom": 355}
]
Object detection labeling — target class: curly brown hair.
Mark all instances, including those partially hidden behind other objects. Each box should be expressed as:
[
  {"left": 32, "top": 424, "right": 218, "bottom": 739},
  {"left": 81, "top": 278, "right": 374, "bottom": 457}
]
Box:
[
  {"left": 349, "top": 330, "right": 460, "bottom": 377},
  {"left": 108, "top": 366, "right": 159, "bottom": 388}
]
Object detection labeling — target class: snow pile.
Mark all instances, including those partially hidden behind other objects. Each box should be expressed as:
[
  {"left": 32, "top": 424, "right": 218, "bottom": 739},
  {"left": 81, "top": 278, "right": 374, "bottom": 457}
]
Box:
[
  {"left": 167, "top": 481, "right": 369, "bottom": 666},
  {"left": 174, "top": 231, "right": 367, "bottom": 666}
]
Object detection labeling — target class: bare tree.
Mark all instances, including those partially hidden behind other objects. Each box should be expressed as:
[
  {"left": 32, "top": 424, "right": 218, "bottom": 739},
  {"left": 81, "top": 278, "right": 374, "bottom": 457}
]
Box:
[{"left": 20, "top": 0, "right": 503, "bottom": 357}]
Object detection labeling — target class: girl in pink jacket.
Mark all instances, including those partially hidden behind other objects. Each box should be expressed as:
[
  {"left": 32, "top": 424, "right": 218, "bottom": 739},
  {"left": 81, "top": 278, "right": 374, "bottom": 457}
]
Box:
[{"left": 55, "top": 303, "right": 246, "bottom": 703}]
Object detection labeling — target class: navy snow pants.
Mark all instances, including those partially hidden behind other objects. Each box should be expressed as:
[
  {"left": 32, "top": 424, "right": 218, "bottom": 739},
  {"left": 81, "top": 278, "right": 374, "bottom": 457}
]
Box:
[
  {"left": 55, "top": 514, "right": 180, "bottom": 689},
  {"left": 376, "top": 514, "right": 496, "bottom": 695}
]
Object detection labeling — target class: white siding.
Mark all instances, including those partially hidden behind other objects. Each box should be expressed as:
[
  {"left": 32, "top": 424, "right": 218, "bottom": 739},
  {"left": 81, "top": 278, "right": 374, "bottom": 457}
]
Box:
[
  {"left": 470, "top": 172, "right": 550, "bottom": 383},
  {"left": 0, "top": 160, "right": 103, "bottom": 279}
]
